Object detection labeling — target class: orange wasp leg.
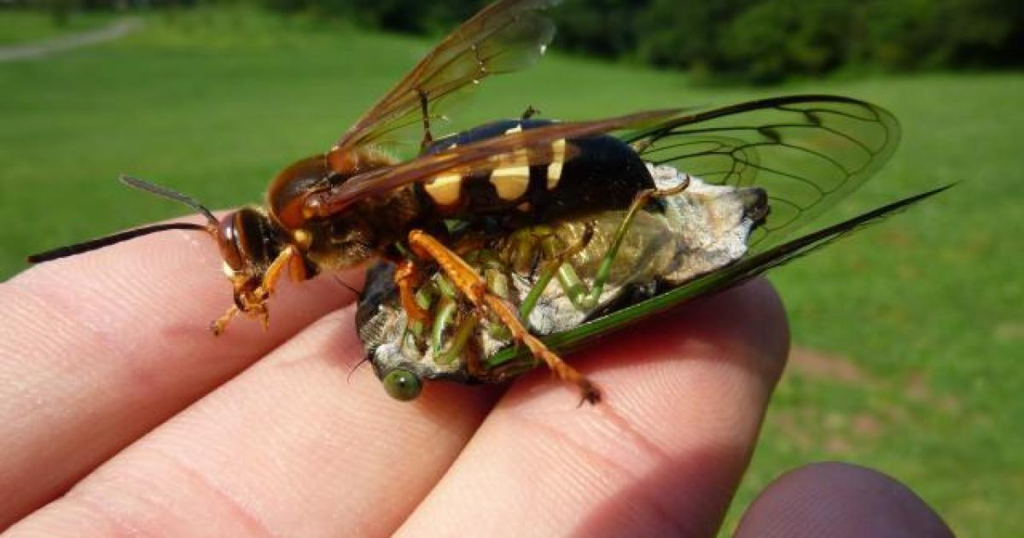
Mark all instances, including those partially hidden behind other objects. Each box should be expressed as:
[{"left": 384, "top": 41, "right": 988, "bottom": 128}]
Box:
[
  {"left": 408, "top": 229, "right": 600, "bottom": 405},
  {"left": 211, "top": 245, "right": 307, "bottom": 336},
  {"left": 394, "top": 259, "right": 431, "bottom": 324}
]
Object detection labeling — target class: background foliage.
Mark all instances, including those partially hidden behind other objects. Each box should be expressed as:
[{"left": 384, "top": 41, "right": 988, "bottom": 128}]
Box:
[
  {"left": 9, "top": 0, "right": 1022, "bottom": 82},
  {"left": 257, "top": 0, "right": 1023, "bottom": 83}
]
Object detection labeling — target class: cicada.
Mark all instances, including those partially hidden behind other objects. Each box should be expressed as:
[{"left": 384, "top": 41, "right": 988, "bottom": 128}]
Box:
[
  {"left": 356, "top": 158, "right": 947, "bottom": 401},
  {"left": 27, "top": 0, "right": 944, "bottom": 404}
]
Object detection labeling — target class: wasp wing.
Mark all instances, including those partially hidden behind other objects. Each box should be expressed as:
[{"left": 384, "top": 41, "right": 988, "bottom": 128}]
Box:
[
  {"left": 621, "top": 95, "right": 901, "bottom": 251},
  {"left": 336, "top": 0, "right": 561, "bottom": 152},
  {"left": 312, "top": 108, "right": 678, "bottom": 213},
  {"left": 483, "top": 185, "right": 951, "bottom": 368}
]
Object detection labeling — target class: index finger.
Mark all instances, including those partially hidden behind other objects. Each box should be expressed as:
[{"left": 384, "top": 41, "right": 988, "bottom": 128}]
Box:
[
  {"left": 0, "top": 222, "right": 351, "bottom": 528},
  {"left": 399, "top": 279, "right": 789, "bottom": 536}
]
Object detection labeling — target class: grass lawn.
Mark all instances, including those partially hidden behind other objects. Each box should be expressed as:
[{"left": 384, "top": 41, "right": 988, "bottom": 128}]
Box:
[
  {"left": 1, "top": 6, "right": 1021, "bottom": 535},
  {"left": 0, "top": 9, "right": 115, "bottom": 46}
]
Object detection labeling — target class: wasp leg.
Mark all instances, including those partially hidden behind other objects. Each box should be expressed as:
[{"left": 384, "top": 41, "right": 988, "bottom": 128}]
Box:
[
  {"left": 211, "top": 245, "right": 307, "bottom": 335},
  {"left": 418, "top": 90, "right": 434, "bottom": 150},
  {"left": 553, "top": 176, "right": 691, "bottom": 312},
  {"left": 395, "top": 259, "right": 431, "bottom": 324},
  {"left": 211, "top": 305, "right": 241, "bottom": 335},
  {"left": 408, "top": 229, "right": 600, "bottom": 404}
]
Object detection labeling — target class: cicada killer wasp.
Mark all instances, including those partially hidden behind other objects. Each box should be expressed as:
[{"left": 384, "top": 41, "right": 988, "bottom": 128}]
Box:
[{"left": 27, "top": 0, "right": 945, "bottom": 404}]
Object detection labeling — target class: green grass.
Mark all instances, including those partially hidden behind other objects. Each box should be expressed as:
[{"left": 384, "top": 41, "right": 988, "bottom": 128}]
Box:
[
  {"left": 0, "top": 9, "right": 114, "bottom": 46},
  {"left": 1, "top": 6, "right": 1021, "bottom": 535}
]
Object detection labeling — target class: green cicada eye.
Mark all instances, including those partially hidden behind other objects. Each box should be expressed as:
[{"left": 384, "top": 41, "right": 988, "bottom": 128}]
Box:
[{"left": 382, "top": 368, "right": 422, "bottom": 401}]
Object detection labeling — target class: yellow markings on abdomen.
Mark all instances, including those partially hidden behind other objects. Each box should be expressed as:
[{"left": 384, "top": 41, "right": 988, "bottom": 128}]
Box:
[
  {"left": 424, "top": 174, "right": 463, "bottom": 206},
  {"left": 423, "top": 141, "right": 464, "bottom": 206},
  {"left": 547, "top": 138, "right": 567, "bottom": 190},
  {"left": 490, "top": 163, "right": 530, "bottom": 200},
  {"left": 491, "top": 123, "right": 530, "bottom": 201}
]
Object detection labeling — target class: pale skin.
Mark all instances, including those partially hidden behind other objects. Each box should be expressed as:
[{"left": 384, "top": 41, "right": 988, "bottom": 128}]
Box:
[{"left": 0, "top": 218, "right": 952, "bottom": 536}]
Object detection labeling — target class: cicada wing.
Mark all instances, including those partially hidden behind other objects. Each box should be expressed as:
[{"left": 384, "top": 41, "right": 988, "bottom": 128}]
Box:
[
  {"left": 485, "top": 185, "right": 950, "bottom": 365},
  {"left": 621, "top": 95, "right": 901, "bottom": 252},
  {"left": 335, "top": 0, "right": 561, "bottom": 154}
]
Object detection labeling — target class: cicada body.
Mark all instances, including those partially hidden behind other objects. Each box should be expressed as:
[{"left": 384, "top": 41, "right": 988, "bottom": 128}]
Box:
[
  {"left": 358, "top": 166, "right": 766, "bottom": 397},
  {"left": 357, "top": 169, "right": 947, "bottom": 401}
]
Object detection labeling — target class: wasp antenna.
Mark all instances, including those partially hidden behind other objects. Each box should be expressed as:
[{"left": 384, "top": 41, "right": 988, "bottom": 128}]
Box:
[
  {"left": 119, "top": 175, "right": 219, "bottom": 228},
  {"left": 27, "top": 222, "right": 209, "bottom": 264}
]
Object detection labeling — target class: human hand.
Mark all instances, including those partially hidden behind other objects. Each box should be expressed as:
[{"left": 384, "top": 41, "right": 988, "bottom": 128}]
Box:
[{"left": 1, "top": 226, "right": 951, "bottom": 536}]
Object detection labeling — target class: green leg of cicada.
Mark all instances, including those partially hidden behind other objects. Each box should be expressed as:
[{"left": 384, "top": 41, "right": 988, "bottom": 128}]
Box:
[
  {"left": 432, "top": 259, "right": 508, "bottom": 368},
  {"left": 521, "top": 177, "right": 691, "bottom": 318},
  {"left": 517, "top": 225, "right": 594, "bottom": 321},
  {"left": 481, "top": 252, "right": 514, "bottom": 341},
  {"left": 434, "top": 309, "right": 480, "bottom": 366},
  {"left": 431, "top": 294, "right": 458, "bottom": 356}
]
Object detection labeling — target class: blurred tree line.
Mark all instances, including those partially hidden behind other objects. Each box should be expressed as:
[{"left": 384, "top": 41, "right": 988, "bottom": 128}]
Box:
[
  {"left": 12, "top": 0, "right": 1022, "bottom": 83},
  {"left": 261, "top": 0, "right": 1023, "bottom": 83}
]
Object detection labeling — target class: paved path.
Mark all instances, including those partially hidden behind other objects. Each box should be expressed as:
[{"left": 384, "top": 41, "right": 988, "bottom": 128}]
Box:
[{"left": 0, "top": 17, "right": 143, "bottom": 62}]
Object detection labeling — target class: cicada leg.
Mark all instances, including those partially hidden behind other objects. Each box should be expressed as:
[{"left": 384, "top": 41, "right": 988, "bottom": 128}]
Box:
[
  {"left": 434, "top": 254, "right": 518, "bottom": 373},
  {"left": 517, "top": 224, "right": 595, "bottom": 321},
  {"left": 430, "top": 298, "right": 506, "bottom": 382},
  {"left": 211, "top": 245, "right": 308, "bottom": 335},
  {"left": 519, "top": 176, "right": 691, "bottom": 319},
  {"left": 407, "top": 229, "right": 600, "bottom": 405},
  {"left": 434, "top": 306, "right": 483, "bottom": 373}
]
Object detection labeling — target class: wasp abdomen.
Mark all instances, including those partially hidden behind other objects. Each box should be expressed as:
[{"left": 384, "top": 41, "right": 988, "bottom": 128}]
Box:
[{"left": 418, "top": 119, "right": 654, "bottom": 222}]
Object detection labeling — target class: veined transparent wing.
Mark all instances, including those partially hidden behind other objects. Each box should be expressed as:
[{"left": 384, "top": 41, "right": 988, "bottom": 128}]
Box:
[
  {"left": 335, "top": 0, "right": 561, "bottom": 153},
  {"left": 621, "top": 95, "right": 901, "bottom": 251}
]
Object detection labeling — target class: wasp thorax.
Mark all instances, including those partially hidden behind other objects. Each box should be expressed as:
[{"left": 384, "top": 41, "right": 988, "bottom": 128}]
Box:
[
  {"left": 317, "top": 215, "right": 376, "bottom": 268},
  {"left": 267, "top": 155, "right": 332, "bottom": 231}
]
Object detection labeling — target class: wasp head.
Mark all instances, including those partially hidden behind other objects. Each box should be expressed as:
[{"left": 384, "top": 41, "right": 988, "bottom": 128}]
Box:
[{"left": 215, "top": 208, "right": 288, "bottom": 308}]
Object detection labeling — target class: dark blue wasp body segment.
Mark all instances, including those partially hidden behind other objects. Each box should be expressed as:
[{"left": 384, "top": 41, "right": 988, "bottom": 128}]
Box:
[{"left": 416, "top": 119, "right": 655, "bottom": 223}]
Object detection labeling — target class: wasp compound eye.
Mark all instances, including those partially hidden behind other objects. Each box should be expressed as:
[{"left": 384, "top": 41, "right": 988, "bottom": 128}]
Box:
[
  {"left": 382, "top": 368, "right": 423, "bottom": 401},
  {"left": 217, "top": 214, "right": 246, "bottom": 270}
]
